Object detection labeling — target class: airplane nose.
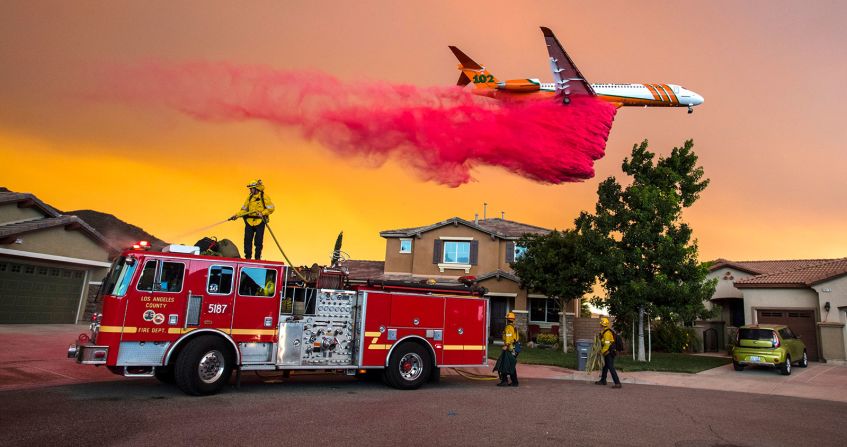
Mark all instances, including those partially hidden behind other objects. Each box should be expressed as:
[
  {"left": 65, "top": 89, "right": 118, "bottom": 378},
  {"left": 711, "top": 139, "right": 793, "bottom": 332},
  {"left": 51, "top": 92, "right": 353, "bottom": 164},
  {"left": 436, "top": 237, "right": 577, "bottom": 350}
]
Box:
[{"left": 691, "top": 92, "right": 704, "bottom": 106}]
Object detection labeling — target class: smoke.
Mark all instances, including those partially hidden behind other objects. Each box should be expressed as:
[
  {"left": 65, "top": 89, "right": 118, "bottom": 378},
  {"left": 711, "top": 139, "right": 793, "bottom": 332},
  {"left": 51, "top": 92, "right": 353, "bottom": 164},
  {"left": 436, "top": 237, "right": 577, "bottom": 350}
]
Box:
[{"left": 102, "top": 62, "right": 617, "bottom": 186}]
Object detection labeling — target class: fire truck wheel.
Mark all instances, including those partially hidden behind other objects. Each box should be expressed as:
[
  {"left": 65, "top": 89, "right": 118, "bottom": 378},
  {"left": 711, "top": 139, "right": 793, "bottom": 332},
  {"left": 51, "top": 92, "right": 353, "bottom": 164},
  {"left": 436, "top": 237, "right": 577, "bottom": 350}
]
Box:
[
  {"left": 386, "top": 343, "right": 431, "bottom": 390},
  {"left": 174, "top": 336, "right": 233, "bottom": 396}
]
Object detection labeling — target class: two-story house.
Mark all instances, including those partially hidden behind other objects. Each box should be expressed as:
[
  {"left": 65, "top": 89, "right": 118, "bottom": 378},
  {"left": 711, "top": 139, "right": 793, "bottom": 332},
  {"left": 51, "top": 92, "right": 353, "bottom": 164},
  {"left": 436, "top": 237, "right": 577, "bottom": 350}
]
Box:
[
  {"left": 0, "top": 187, "right": 116, "bottom": 323},
  {"left": 373, "top": 216, "right": 581, "bottom": 344}
]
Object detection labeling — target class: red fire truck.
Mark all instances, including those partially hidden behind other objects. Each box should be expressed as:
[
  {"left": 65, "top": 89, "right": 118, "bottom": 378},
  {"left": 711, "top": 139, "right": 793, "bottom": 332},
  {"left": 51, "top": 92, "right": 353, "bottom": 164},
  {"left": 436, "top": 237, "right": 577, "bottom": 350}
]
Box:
[{"left": 68, "top": 244, "right": 489, "bottom": 395}]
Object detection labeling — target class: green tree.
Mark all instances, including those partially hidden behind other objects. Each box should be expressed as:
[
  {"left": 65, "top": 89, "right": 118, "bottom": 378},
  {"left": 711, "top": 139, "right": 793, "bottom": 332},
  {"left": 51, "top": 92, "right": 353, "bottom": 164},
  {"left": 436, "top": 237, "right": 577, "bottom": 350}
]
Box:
[
  {"left": 576, "top": 140, "right": 716, "bottom": 361},
  {"left": 512, "top": 229, "right": 597, "bottom": 353}
]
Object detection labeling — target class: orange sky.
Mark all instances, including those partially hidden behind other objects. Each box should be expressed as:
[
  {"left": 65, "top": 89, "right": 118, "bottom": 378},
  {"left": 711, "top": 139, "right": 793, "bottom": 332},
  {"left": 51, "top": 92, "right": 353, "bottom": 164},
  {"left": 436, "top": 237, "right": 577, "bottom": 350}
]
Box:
[{"left": 2, "top": 1, "right": 846, "bottom": 265}]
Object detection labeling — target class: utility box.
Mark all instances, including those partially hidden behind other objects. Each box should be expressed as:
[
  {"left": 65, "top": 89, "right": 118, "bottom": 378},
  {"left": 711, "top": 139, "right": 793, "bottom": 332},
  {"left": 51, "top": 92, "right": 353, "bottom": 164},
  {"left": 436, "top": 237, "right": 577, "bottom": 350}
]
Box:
[{"left": 576, "top": 339, "right": 593, "bottom": 371}]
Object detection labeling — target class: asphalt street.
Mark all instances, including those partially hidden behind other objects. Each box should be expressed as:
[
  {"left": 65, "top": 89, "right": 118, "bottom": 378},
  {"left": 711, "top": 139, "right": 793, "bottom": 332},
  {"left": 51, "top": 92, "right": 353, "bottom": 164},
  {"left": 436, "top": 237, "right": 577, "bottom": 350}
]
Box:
[{"left": 1, "top": 373, "right": 844, "bottom": 447}]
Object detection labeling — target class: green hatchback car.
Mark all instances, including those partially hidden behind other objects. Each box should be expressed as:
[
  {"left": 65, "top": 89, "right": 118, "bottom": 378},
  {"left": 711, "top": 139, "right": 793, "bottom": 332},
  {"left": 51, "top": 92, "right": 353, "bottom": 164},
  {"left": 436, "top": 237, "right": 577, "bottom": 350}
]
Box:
[{"left": 732, "top": 324, "right": 808, "bottom": 375}]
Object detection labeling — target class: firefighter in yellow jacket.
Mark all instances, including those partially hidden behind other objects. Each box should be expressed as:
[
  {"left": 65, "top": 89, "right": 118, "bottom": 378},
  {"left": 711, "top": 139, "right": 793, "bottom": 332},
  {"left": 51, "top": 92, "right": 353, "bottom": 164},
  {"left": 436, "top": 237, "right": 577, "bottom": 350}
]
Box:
[
  {"left": 229, "top": 179, "right": 275, "bottom": 260},
  {"left": 493, "top": 312, "right": 519, "bottom": 387},
  {"left": 595, "top": 317, "right": 622, "bottom": 388}
]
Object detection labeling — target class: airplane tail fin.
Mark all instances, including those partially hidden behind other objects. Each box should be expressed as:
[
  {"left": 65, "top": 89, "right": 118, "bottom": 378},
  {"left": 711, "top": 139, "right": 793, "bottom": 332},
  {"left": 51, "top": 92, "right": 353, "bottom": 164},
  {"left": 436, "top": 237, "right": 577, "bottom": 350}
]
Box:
[{"left": 449, "top": 46, "right": 498, "bottom": 89}]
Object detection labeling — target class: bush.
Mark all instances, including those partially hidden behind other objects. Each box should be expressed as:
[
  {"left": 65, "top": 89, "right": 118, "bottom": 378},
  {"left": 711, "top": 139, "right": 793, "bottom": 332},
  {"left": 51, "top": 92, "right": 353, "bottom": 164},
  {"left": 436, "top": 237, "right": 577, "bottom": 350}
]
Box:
[
  {"left": 536, "top": 333, "right": 558, "bottom": 345},
  {"left": 653, "top": 320, "right": 697, "bottom": 353}
]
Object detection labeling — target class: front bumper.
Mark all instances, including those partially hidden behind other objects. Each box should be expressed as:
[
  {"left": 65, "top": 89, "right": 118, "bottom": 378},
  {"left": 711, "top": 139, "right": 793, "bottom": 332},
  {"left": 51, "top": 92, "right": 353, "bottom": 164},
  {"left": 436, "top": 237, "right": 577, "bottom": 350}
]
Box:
[{"left": 68, "top": 342, "right": 109, "bottom": 365}]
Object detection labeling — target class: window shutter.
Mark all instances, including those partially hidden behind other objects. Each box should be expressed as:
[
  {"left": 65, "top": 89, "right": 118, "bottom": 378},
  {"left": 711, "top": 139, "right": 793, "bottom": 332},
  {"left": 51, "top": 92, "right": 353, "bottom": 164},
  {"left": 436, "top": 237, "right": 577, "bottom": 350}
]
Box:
[
  {"left": 432, "top": 240, "right": 443, "bottom": 264},
  {"left": 506, "top": 241, "right": 515, "bottom": 264},
  {"left": 469, "top": 240, "right": 479, "bottom": 265}
]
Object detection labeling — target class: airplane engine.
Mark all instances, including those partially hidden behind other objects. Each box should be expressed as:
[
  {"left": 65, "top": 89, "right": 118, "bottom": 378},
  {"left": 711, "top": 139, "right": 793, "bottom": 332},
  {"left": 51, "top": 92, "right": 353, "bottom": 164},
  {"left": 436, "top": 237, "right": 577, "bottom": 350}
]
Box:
[{"left": 496, "top": 79, "right": 541, "bottom": 92}]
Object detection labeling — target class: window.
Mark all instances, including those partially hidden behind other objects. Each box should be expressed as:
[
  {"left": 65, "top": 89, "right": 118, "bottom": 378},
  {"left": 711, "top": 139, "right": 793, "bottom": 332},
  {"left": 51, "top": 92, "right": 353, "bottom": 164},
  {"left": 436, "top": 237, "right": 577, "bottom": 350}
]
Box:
[
  {"left": 442, "top": 241, "right": 470, "bottom": 264},
  {"left": 207, "top": 265, "right": 234, "bottom": 295},
  {"left": 25, "top": 265, "right": 35, "bottom": 274},
  {"left": 399, "top": 238, "right": 412, "bottom": 254},
  {"left": 137, "top": 260, "right": 157, "bottom": 291},
  {"left": 105, "top": 256, "right": 138, "bottom": 297},
  {"left": 239, "top": 267, "right": 277, "bottom": 297},
  {"left": 136, "top": 260, "right": 185, "bottom": 293},
  {"left": 529, "top": 298, "right": 559, "bottom": 323}
]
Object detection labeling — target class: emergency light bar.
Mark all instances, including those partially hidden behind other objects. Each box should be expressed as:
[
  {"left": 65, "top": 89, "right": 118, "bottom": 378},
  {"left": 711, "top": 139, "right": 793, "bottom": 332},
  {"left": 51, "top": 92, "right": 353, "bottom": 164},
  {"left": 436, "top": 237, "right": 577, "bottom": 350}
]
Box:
[{"left": 162, "top": 244, "right": 200, "bottom": 255}]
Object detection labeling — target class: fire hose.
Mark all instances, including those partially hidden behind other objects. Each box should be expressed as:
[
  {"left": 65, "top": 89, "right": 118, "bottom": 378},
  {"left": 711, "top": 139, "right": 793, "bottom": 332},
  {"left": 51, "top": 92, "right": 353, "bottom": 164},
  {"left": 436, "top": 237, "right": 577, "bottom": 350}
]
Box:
[{"left": 258, "top": 215, "right": 309, "bottom": 283}]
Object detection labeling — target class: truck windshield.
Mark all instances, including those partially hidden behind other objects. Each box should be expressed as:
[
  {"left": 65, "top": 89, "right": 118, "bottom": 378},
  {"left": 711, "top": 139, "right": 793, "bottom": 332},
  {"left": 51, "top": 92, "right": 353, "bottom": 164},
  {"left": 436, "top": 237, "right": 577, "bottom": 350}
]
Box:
[{"left": 103, "top": 257, "right": 138, "bottom": 297}]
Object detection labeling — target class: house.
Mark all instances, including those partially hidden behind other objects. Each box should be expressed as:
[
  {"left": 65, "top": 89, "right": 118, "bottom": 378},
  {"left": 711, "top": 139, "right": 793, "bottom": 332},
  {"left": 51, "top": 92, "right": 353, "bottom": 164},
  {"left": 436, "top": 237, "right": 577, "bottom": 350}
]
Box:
[
  {"left": 702, "top": 257, "right": 847, "bottom": 363},
  {"left": 0, "top": 187, "right": 118, "bottom": 323},
  {"left": 364, "top": 216, "right": 583, "bottom": 344}
]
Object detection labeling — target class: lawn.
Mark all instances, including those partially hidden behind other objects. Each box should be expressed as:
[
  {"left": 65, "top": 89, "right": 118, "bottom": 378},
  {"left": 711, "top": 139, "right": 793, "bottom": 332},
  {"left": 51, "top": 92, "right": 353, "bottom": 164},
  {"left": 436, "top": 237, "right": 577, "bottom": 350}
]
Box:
[{"left": 487, "top": 344, "right": 731, "bottom": 374}]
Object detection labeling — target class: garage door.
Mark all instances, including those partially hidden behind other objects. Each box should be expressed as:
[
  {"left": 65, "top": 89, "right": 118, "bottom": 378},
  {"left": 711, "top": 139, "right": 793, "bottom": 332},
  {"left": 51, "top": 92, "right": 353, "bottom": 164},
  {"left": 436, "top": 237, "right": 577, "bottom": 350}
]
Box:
[
  {"left": 0, "top": 261, "right": 85, "bottom": 323},
  {"left": 756, "top": 309, "right": 819, "bottom": 361}
]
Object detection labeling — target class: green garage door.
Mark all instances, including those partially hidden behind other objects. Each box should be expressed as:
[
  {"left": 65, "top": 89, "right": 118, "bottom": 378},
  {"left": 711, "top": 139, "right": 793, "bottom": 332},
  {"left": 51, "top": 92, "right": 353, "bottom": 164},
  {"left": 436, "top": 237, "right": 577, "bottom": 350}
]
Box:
[{"left": 0, "top": 260, "right": 85, "bottom": 323}]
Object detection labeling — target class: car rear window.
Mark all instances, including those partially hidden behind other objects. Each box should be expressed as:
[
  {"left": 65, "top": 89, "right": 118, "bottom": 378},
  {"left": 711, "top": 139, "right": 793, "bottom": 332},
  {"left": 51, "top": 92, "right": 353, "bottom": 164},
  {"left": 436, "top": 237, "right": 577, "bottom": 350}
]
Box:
[{"left": 739, "top": 328, "right": 775, "bottom": 340}]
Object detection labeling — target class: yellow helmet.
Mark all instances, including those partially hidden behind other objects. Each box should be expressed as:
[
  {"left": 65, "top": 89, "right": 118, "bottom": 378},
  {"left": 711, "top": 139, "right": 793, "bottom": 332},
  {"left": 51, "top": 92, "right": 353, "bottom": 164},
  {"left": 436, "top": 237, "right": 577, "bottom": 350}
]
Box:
[
  {"left": 246, "top": 179, "right": 263, "bottom": 188},
  {"left": 506, "top": 312, "right": 516, "bottom": 321},
  {"left": 600, "top": 317, "right": 610, "bottom": 328}
]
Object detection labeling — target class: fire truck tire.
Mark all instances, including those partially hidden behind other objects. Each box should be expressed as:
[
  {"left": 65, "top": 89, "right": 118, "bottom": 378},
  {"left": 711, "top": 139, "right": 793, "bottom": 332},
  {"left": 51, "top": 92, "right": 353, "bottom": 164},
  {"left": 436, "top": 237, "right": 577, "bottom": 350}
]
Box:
[
  {"left": 385, "top": 343, "right": 431, "bottom": 390},
  {"left": 154, "top": 364, "right": 175, "bottom": 384},
  {"left": 174, "top": 336, "right": 233, "bottom": 396}
]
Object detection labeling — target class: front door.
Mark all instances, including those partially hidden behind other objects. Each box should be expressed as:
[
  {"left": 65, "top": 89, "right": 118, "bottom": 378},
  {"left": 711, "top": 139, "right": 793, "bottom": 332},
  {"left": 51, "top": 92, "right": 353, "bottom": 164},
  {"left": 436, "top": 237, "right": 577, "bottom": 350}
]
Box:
[
  {"left": 185, "top": 260, "right": 236, "bottom": 332},
  {"left": 488, "top": 296, "right": 508, "bottom": 344}
]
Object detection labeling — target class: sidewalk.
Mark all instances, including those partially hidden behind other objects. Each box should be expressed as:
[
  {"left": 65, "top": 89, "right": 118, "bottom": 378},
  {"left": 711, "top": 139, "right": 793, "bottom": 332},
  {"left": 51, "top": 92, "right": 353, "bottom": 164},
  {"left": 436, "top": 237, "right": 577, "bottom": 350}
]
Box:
[
  {"left": 446, "top": 356, "right": 847, "bottom": 403},
  {"left": 3, "top": 324, "right": 847, "bottom": 403}
]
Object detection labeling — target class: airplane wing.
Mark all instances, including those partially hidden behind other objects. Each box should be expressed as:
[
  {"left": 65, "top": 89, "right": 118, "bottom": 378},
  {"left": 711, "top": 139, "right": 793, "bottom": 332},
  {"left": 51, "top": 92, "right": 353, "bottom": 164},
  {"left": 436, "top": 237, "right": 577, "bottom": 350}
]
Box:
[{"left": 541, "top": 26, "right": 595, "bottom": 98}]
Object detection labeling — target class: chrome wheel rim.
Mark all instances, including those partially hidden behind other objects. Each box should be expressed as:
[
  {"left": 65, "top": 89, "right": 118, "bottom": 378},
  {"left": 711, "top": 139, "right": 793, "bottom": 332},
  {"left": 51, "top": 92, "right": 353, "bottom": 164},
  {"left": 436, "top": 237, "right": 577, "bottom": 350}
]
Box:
[
  {"left": 198, "top": 350, "right": 225, "bottom": 384},
  {"left": 398, "top": 353, "right": 423, "bottom": 381},
  {"left": 785, "top": 358, "right": 791, "bottom": 373},
  {"left": 802, "top": 352, "right": 807, "bottom": 365}
]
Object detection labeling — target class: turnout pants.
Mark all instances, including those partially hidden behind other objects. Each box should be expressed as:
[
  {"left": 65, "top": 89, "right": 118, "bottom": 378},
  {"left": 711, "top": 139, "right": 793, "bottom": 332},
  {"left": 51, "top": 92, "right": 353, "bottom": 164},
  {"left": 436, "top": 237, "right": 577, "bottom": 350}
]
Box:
[
  {"left": 600, "top": 352, "right": 620, "bottom": 385},
  {"left": 244, "top": 221, "right": 266, "bottom": 260}
]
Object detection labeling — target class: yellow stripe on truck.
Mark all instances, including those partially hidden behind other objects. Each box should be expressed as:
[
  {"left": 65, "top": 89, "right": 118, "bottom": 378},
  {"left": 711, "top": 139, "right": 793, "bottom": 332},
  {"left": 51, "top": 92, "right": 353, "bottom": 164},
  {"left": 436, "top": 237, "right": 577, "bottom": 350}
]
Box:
[
  {"left": 443, "top": 345, "right": 485, "bottom": 351},
  {"left": 368, "top": 344, "right": 392, "bottom": 350},
  {"left": 100, "top": 326, "right": 134, "bottom": 333},
  {"left": 364, "top": 331, "right": 381, "bottom": 337}
]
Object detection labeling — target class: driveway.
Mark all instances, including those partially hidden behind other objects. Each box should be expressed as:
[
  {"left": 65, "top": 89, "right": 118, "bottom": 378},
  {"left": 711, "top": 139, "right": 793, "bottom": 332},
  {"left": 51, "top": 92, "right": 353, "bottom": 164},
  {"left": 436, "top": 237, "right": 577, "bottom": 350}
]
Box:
[{"left": 3, "top": 324, "right": 847, "bottom": 404}]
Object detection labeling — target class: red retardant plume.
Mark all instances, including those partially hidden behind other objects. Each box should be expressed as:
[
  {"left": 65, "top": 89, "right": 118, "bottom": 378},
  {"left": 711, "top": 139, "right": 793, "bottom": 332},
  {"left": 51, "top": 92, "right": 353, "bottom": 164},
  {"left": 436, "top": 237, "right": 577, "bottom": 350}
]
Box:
[{"left": 103, "top": 62, "right": 617, "bottom": 187}]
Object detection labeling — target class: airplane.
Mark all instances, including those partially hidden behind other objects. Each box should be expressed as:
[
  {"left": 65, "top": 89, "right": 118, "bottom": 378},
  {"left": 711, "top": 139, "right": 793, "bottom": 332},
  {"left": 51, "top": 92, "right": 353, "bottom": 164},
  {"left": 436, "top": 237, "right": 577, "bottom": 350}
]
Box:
[{"left": 450, "top": 27, "right": 704, "bottom": 113}]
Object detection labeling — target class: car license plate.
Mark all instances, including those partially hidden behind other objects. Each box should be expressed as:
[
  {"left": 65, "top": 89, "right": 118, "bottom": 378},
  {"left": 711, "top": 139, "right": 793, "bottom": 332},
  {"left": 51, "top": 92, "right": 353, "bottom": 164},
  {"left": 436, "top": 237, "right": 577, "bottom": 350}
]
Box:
[{"left": 748, "top": 356, "right": 762, "bottom": 362}]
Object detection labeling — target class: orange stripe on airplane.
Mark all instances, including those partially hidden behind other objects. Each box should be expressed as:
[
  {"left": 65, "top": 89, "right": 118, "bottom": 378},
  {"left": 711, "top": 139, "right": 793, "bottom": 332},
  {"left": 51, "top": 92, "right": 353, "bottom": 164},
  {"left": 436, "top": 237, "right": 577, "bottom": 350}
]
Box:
[
  {"left": 652, "top": 84, "right": 668, "bottom": 102},
  {"left": 660, "top": 84, "right": 679, "bottom": 105},
  {"left": 643, "top": 84, "right": 661, "bottom": 101}
]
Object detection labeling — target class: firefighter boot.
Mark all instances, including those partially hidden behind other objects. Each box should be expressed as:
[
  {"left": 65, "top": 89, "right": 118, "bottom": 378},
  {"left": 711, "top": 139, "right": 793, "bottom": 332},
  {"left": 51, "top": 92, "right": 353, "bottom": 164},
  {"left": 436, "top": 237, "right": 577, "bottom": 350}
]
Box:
[{"left": 496, "top": 373, "right": 508, "bottom": 387}]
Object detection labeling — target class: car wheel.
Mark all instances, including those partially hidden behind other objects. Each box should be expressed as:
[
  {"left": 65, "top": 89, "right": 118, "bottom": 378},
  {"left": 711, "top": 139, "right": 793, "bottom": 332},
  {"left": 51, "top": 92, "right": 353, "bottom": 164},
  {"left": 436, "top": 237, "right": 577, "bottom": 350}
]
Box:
[
  {"left": 385, "top": 342, "right": 431, "bottom": 390},
  {"left": 780, "top": 355, "right": 792, "bottom": 375},
  {"left": 733, "top": 361, "right": 744, "bottom": 371},
  {"left": 798, "top": 350, "right": 808, "bottom": 368},
  {"left": 175, "top": 335, "right": 233, "bottom": 395}
]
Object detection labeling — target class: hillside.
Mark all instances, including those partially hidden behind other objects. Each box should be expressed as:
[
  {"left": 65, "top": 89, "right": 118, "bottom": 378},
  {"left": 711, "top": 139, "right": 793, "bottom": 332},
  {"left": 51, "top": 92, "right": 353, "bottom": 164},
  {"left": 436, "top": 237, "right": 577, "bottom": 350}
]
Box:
[{"left": 66, "top": 209, "right": 168, "bottom": 251}]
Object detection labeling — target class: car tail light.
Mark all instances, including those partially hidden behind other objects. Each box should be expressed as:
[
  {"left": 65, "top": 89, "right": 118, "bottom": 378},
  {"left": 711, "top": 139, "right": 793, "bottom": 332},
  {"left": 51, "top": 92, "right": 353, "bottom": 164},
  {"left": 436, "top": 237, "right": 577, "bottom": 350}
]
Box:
[{"left": 772, "top": 333, "right": 780, "bottom": 348}]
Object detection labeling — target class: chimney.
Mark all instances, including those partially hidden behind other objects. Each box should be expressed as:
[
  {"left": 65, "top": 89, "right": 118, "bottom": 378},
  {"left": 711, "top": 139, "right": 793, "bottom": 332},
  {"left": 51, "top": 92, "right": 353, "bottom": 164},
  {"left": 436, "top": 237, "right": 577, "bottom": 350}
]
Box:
[
  {"left": 501, "top": 211, "right": 505, "bottom": 219},
  {"left": 483, "top": 202, "right": 487, "bottom": 221},
  {"left": 474, "top": 213, "right": 479, "bottom": 225}
]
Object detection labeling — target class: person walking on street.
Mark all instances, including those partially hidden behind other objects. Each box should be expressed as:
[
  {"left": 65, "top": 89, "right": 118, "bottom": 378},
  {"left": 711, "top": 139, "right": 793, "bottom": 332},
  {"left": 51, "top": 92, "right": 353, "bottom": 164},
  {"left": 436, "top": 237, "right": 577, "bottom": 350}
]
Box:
[
  {"left": 229, "top": 179, "right": 275, "bottom": 260},
  {"left": 494, "top": 312, "right": 519, "bottom": 387},
  {"left": 595, "top": 317, "right": 622, "bottom": 388}
]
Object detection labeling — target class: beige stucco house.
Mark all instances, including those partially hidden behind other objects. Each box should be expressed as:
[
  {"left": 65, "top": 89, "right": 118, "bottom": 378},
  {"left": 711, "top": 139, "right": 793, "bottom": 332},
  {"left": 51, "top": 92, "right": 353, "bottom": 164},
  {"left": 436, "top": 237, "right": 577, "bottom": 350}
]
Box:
[
  {"left": 702, "top": 258, "right": 847, "bottom": 363},
  {"left": 352, "top": 216, "right": 583, "bottom": 344},
  {"left": 0, "top": 188, "right": 117, "bottom": 323}
]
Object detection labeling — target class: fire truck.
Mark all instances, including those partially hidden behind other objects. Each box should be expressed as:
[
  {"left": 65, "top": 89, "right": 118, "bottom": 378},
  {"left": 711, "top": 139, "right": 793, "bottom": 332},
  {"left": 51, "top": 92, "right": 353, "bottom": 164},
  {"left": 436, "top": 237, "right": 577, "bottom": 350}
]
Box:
[{"left": 68, "top": 244, "right": 490, "bottom": 395}]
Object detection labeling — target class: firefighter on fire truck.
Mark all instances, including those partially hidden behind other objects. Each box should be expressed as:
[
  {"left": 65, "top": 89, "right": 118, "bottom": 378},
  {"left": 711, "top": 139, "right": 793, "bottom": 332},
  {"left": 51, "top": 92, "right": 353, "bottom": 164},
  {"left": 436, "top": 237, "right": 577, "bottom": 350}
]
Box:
[{"left": 229, "top": 179, "right": 275, "bottom": 260}]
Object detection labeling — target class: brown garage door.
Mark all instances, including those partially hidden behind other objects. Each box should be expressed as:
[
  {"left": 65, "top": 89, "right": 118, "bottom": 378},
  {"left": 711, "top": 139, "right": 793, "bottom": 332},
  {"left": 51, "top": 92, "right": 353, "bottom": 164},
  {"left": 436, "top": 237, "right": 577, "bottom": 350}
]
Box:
[{"left": 756, "top": 309, "right": 818, "bottom": 361}]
